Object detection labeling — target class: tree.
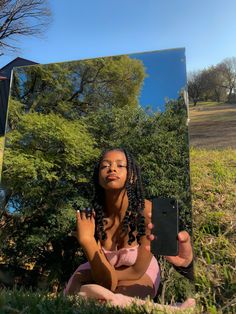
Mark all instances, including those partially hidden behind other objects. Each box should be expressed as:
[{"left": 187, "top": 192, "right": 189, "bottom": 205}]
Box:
[
  {"left": 200, "top": 66, "right": 227, "bottom": 103},
  {"left": 1, "top": 112, "right": 99, "bottom": 286},
  {"left": 218, "top": 57, "right": 236, "bottom": 103},
  {"left": 0, "top": 0, "right": 51, "bottom": 56},
  {"left": 187, "top": 70, "right": 206, "bottom": 106}
]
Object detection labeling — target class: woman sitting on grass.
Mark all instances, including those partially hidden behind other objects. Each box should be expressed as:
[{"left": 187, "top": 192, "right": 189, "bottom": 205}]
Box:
[{"left": 64, "top": 148, "right": 195, "bottom": 310}]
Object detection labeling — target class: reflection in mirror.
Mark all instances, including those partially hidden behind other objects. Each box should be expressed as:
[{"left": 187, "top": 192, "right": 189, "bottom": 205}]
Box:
[{"left": 0, "top": 49, "right": 193, "bottom": 303}]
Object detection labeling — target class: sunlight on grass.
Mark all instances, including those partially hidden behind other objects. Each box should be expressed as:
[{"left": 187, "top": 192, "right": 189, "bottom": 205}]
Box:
[
  {"left": 0, "top": 289, "right": 200, "bottom": 314},
  {"left": 190, "top": 148, "right": 236, "bottom": 313},
  {"left": 0, "top": 147, "right": 235, "bottom": 313}
]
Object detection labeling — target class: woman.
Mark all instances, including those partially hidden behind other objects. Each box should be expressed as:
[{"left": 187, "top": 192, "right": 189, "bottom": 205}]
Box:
[{"left": 64, "top": 148, "right": 160, "bottom": 298}]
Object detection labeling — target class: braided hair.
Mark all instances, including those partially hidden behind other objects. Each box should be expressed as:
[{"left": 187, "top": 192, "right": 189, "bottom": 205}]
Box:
[{"left": 92, "top": 148, "right": 146, "bottom": 245}]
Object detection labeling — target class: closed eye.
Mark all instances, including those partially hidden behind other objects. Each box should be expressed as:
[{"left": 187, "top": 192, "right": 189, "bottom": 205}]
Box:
[{"left": 100, "top": 165, "right": 109, "bottom": 169}]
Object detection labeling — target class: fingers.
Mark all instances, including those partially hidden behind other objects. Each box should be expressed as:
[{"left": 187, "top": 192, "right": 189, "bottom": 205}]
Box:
[
  {"left": 147, "top": 222, "right": 154, "bottom": 230},
  {"left": 76, "top": 208, "right": 95, "bottom": 220},
  {"left": 178, "top": 231, "right": 190, "bottom": 243},
  {"left": 147, "top": 234, "right": 155, "bottom": 241},
  {"left": 76, "top": 209, "right": 81, "bottom": 221}
]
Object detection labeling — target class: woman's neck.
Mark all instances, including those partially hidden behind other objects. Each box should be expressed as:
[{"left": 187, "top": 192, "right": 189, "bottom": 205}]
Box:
[{"left": 104, "top": 189, "right": 128, "bottom": 220}]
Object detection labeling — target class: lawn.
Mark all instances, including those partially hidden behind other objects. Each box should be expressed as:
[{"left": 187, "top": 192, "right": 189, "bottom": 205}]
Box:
[
  {"left": 0, "top": 147, "right": 235, "bottom": 313},
  {"left": 189, "top": 102, "right": 236, "bottom": 149}
]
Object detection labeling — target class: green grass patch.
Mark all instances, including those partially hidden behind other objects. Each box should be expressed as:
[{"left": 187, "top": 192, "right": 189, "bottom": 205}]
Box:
[
  {"left": 0, "top": 288, "right": 199, "bottom": 314},
  {"left": 191, "top": 147, "right": 236, "bottom": 313}
]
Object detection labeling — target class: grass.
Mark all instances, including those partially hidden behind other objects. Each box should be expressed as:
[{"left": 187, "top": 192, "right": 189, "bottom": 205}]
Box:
[
  {"left": 189, "top": 104, "right": 236, "bottom": 123},
  {"left": 188, "top": 102, "right": 236, "bottom": 149},
  {"left": 0, "top": 147, "right": 235, "bottom": 313},
  {"left": 190, "top": 148, "right": 236, "bottom": 314},
  {"left": 189, "top": 101, "right": 226, "bottom": 108},
  {"left": 0, "top": 289, "right": 199, "bottom": 314}
]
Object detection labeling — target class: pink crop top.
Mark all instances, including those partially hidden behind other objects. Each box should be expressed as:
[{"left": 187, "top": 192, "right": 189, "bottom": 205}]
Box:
[{"left": 101, "top": 245, "right": 139, "bottom": 268}]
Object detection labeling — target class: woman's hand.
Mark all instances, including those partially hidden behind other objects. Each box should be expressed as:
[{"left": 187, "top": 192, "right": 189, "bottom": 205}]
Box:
[
  {"left": 76, "top": 209, "right": 96, "bottom": 246},
  {"left": 165, "top": 231, "right": 193, "bottom": 267},
  {"left": 145, "top": 212, "right": 193, "bottom": 267}
]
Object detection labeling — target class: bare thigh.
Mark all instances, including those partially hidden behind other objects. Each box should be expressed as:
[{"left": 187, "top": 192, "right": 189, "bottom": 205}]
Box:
[
  {"left": 115, "top": 273, "right": 155, "bottom": 299},
  {"left": 65, "top": 269, "right": 94, "bottom": 295}
]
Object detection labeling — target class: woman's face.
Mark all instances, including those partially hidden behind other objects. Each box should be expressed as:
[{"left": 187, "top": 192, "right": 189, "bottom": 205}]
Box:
[{"left": 98, "top": 150, "right": 128, "bottom": 191}]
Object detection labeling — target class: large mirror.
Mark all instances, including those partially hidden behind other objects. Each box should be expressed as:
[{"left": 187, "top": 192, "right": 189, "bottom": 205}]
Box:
[{"left": 0, "top": 48, "right": 193, "bottom": 302}]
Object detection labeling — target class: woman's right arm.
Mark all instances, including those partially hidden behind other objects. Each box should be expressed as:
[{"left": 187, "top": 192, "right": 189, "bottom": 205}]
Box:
[{"left": 76, "top": 210, "right": 118, "bottom": 291}]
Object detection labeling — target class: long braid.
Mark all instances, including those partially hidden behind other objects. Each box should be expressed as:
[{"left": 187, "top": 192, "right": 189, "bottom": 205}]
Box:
[
  {"left": 124, "top": 151, "right": 138, "bottom": 245},
  {"left": 134, "top": 163, "right": 146, "bottom": 243},
  {"left": 125, "top": 150, "right": 145, "bottom": 245},
  {"left": 92, "top": 159, "right": 107, "bottom": 241}
]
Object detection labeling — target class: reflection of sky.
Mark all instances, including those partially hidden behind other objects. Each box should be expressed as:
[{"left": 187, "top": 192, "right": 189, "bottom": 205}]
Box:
[{"left": 130, "top": 48, "right": 187, "bottom": 112}]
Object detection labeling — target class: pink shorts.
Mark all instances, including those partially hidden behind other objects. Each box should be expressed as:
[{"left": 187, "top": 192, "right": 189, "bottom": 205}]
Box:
[{"left": 64, "top": 256, "right": 160, "bottom": 296}]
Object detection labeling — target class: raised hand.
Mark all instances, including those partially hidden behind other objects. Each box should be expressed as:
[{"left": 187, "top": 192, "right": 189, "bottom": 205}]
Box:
[
  {"left": 76, "top": 209, "right": 96, "bottom": 245},
  {"left": 165, "top": 231, "right": 193, "bottom": 267},
  {"left": 145, "top": 213, "right": 193, "bottom": 267}
]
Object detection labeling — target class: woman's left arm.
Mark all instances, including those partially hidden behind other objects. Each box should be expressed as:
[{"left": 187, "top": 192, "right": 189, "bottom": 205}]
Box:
[{"left": 116, "top": 200, "right": 153, "bottom": 281}]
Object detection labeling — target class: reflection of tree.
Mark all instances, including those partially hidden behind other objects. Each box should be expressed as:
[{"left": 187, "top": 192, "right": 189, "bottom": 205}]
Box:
[
  {"left": 11, "top": 56, "right": 145, "bottom": 118},
  {"left": 1, "top": 56, "right": 191, "bottom": 300}
]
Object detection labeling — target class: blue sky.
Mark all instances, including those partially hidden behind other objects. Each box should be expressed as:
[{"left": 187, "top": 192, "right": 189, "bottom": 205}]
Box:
[
  {"left": 131, "top": 49, "right": 186, "bottom": 110},
  {"left": 0, "top": 0, "right": 235, "bottom": 72}
]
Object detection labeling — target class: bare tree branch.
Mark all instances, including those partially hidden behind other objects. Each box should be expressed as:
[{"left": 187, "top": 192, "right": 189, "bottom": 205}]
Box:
[{"left": 0, "top": 0, "right": 51, "bottom": 55}]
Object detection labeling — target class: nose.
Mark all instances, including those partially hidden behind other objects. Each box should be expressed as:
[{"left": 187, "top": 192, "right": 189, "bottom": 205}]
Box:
[{"left": 108, "top": 162, "right": 117, "bottom": 172}]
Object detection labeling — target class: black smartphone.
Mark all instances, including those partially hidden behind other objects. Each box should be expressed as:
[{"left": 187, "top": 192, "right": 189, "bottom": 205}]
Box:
[{"left": 151, "top": 197, "right": 179, "bottom": 256}]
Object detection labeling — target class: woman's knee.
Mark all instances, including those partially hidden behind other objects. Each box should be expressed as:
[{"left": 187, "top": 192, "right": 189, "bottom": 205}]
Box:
[
  {"left": 116, "top": 273, "right": 156, "bottom": 299},
  {"left": 115, "top": 282, "right": 155, "bottom": 299},
  {"left": 65, "top": 271, "right": 91, "bottom": 295}
]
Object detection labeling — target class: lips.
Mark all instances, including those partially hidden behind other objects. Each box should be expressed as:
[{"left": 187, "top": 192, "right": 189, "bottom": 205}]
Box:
[{"left": 106, "top": 175, "right": 120, "bottom": 181}]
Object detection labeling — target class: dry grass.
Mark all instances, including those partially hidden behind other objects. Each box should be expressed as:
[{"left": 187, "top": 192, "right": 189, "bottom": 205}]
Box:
[{"left": 189, "top": 103, "right": 236, "bottom": 149}]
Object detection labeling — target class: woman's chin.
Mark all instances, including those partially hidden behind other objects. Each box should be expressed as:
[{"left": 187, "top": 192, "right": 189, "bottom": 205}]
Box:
[{"left": 103, "top": 184, "right": 126, "bottom": 192}]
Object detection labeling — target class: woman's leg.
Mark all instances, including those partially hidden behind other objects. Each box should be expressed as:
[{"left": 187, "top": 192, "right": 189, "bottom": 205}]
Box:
[
  {"left": 64, "top": 269, "right": 93, "bottom": 295},
  {"left": 79, "top": 284, "right": 196, "bottom": 312},
  {"left": 115, "top": 273, "right": 155, "bottom": 299}
]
